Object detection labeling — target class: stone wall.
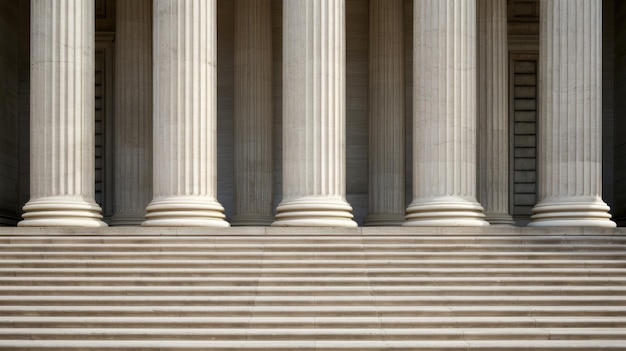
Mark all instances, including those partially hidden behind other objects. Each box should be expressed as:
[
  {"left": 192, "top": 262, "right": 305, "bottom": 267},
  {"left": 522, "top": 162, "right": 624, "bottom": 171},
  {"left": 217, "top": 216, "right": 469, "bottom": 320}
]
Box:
[
  {"left": 0, "top": 0, "right": 20, "bottom": 225},
  {"left": 603, "top": 0, "right": 615, "bottom": 211},
  {"left": 17, "top": 0, "right": 29, "bottom": 222},
  {"left": 614, "top": 0, "right": 626, "bottom": 225}
]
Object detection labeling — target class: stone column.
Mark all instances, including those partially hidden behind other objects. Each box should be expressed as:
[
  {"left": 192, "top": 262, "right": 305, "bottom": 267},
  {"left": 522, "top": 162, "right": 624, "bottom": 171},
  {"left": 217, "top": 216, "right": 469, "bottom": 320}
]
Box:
[
  {"left": 273, "top": 0, "right": 356, "bottom": 227},
  {"left": 477, "top": 0, "right": 514, "bottom": 225},
  {"left": 143, "top": 0, "right": 228, "bottom": 227},
  {"left": 529, "top": 0, "right": 615, "bottom": 227},
  {"left": 404, "top": 0, "right": 489, "bottom": 226},
  {"left": 110, "top": 0, "right": 153, "bottom": 226},
  {"left": 231, "top": 0, "right": 274, "bottom": 226},
  {"left": 20, "top": 0, "right": 106, "bottom": 227},
  {"left": 364, "top": 0, "right": 405, "bottom": 226}
]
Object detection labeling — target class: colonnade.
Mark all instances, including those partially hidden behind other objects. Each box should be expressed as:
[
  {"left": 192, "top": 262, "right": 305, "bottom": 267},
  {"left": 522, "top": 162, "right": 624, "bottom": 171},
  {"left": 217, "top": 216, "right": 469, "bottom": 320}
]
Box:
[{"left": 18, "top": 0, "right": 615, "bottom": 228}]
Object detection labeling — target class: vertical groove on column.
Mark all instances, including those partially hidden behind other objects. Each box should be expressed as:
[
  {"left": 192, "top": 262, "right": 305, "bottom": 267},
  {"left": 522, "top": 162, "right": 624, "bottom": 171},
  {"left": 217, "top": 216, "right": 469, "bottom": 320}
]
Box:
[
  {"left": 477, "top": 0, "right": 513, "bottom": 225},
  {"left": 111, "top": 0, "right": 153, "bottom": 226},
  {"left": 144, "top": 0, "right": 228, "bottom": 227},
  {"left": 404, "top": 0, "right": 488, "bottom": 226},
  {"left": 273, "top": 0, "right": 356, "bottom": 227},
  {"left": 20, "top": 0, "right": 106, "bottom": 227},
  {"left": 530, "top": 0, "right": 614, "bottom": 227},
  {"left": 364, "top": 0, "right": 405, "bottom": 226},
  {"left": 232, "top": 0, "right": 274, "bottom": 226}
]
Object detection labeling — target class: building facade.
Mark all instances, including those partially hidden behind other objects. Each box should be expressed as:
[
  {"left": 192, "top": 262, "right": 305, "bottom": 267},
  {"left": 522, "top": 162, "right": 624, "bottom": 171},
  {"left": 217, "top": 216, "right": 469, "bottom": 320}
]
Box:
[{"left": 0, "top": 0, "right": 624, "bottom": 228}]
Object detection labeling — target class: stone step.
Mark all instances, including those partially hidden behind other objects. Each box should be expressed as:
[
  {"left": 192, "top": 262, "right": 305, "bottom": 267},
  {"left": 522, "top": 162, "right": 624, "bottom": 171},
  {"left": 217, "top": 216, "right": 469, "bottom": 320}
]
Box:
[
  {"left": 0, "top": 327, "right": 625, "bottom": 341},
  {"left": 3, "top": 276, "right": 625, "bottom": 286},
  {"left": 3, "top": 250, "right": 625, "bottom": 260},
  {"left": 2, "top": 305, "right": 625, "bottom": 317},
  {"left": 2, "top": 267, "right": 625, "bottom": 277},
  {"left": 2, "top": 258, "right": 625, "bottom": 268},
  {"left": 1, "top": 233, "right": 624, "bottom": 349},
  {"left": 2, "top": 285, "right": 626, "bottom": 296},
  {"left": 3, "top": 316, "right": 626, "bottom": 329},
  {"left": 1, "top": 243, "right": 624, "bottom": 252},
  {"left": 1, "top": 339, "right": 625, "bottom": 351},
  {"left": 2, "top": 295, "right": 624, "bottom": 306},
  {"left": 2, "top": 235, "right": 625, "bottom": 245}
]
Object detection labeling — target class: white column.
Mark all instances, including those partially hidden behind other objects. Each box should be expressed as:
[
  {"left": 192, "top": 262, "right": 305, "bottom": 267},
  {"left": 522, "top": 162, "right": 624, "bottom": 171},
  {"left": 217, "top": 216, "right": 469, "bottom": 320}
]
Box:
[
  {"left": 477, "top": 0, "right": 514, "bottom": 225},
  {"left": 364, "top": 0, "right": 405, "bottom": 226},
  {"left": 231, "top": 0, "right": 274, "bottom": 226},
  {"left": 143, "top": 0, "right": 228, "bottom": 227},
  {"left": 273, "top": 0, "right": 356, "bottom": 227},
  {"left": 405, "top": 0, "right": 489, "bottom": 226},
  {"left": 111, "top": 0, "right": 152, "bottom": 226},
  {"left": 529, "top": 0, "right": 614, "bottom": 227},
  {"left": 20, "top": 0, "right": 106, "bottom": 227}
]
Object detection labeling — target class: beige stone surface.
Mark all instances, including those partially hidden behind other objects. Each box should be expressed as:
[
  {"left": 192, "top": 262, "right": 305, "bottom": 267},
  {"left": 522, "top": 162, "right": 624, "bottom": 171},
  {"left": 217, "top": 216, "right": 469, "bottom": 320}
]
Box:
[
  {"left": 273, "top": 0, "right": 356, "bottom": 227},
  {"left": 0, "top": 232, "right": 626, "bottom": 348},
  {"left": 477, "top": 0, "right": 514, "bottom": 226},
  {"left": 143, "top": 0, "right": 228, "bottom": 227},
  {"left": 530, "top": 0, "right": 615, "bottom": 227},
  {"left": 110, "top": 0, "right": 153, "bottom": 226},
  {"left": 405, "top": 0, "right": 488, "bottom": 227},
  {"left": 231, "top": 0, "right": 274, "bottom": 226},
  {"left": 364, "top": 0, "right": 405, "bottom": 227},
  {"left": 20, "top": 0, "right": 106, "bottom": 227}
]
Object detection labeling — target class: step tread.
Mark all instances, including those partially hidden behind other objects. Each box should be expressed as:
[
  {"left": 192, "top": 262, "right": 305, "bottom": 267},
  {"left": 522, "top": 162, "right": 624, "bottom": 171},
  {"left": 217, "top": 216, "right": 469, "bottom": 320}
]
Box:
[
  {"left": 3, "top": 267, "right": 624, "bottom": 273},
  {"left": 3, "top": 285, "right": 625, "bottom": 292},
  {"left": 4, "top": 315, "right": 626, "bottom": 322},
  {"left": 2, "top": 233, "right": 625, "bottom": 347},
  {"left": 2, "top": 305, "right": 625, "bottom": 316},
  {"left": 3, "top": 276, "right": 625, "bottom": 286},
  {"left": 0, "top": 339, "right": 625, "bottom": 350}
]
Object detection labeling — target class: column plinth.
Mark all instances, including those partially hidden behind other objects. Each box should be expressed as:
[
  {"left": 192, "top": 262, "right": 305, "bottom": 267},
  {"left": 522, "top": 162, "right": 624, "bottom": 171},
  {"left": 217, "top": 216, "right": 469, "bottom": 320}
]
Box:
[
  {"left": 477, "top": 0, "right": 514, "bottom": 226},
  {"left": 20, "top": 0, "right": 106, "bottom": 227},
  {"left": 231, "top": 0, "right": 274, "bottom": 226},
  {"left": 273, "top": 0, "right": 356, "bottom": 227},
  {"left": 529, "top": 0, "right": 614, "bottom": 227},
  {"left": 143, "top": 0, "right": 228, "bottom": 227},
  {"left": 110, "top": 0, "right": 153, "bottom": 226},
  {"left": 404, "top": 0, "right": 488, "bottom": 227},
  {"left": 364, "top": 0, "right": 405, "bottom": 227}
]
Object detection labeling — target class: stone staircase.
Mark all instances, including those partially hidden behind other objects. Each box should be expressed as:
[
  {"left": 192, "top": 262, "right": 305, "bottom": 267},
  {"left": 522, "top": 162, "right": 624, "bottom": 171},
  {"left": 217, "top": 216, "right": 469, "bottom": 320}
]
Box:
[{"left": 0, "top": 232, "right": 626, "bottom": 350}]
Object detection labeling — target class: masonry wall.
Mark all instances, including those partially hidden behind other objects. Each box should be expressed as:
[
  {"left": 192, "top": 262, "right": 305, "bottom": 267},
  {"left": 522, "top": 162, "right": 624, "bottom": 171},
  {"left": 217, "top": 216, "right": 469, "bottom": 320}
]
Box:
[
  {"left": 17, "top": 0, "right": 29, "bottom": 223},
  {"left": 603, "top": 0, "right": 615, "bottom": 211},
  {"left": 613, "top": 1, "right": 626, "bottom": 225},
  {"left": 0, "top": 0, "right": 21, "bottom": 225}
]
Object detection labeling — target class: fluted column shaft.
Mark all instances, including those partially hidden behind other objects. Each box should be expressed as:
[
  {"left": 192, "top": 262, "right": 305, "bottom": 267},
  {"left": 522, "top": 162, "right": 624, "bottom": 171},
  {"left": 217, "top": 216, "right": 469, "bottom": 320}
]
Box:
[
  {"left": 530, "top": 0, "right": 614, "bottom": 227},
  {"left": 477, "top": 0, "right": 513, "bottom": 225},
  {"left": 20, "top": 0, "right": 106, "bottom": 227},
  {"left": 405, "top": 0, "right": 488, "bottom": 226},
  {"left": 143, "top": 0, "right": 228, "bottom": 227},
  {"left": 111, "top": 0, "right": 152, "bottom": 226},
  {"left": 273, "top": 0, "right": 356, "bottom": 227},
  {"left": 364, "top": 0, "right": 405, "bottom": 226},
  {"left": 232, "top": 0, "right": 274, "bottom": 226}
]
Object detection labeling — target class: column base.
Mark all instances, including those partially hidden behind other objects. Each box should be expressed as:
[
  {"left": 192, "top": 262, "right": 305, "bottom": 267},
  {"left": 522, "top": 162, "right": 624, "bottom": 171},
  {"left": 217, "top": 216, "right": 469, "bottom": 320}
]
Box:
[
  {"left": 230, "top": 213, "right": 274, "bottom": 226},
  {"left": 272, "top": 196, "right": 357, "bottom": 227},
  {"left": 363, "top": 213, "right": 405, "bottom": 226},
  {"left": 528, "top": 197, "right": 616, "bottom": 227},
  {"left": 485, "top": 212, "right": 515, "bottom": 226},
  {"left": 404, "top": 196, "right": 490, "bottom": 227},
  {"left": 110, "top": 213, "right": 146, "bottom": 226},
  {"left": 19, "top": 196, "right": 107, "bottom": 227},
  {"left": 142, "top": 197, "right": 230, "bottom": 227}
]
